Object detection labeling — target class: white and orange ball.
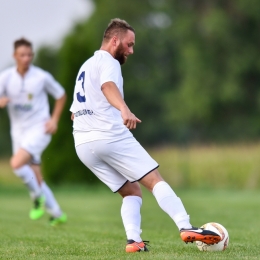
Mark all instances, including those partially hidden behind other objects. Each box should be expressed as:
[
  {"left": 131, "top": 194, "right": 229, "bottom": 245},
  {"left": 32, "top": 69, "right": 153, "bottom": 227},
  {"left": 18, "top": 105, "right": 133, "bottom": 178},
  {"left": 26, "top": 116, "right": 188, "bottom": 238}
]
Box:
[{"left": 196, "top": 222, "right": 229, "bottom": 251}]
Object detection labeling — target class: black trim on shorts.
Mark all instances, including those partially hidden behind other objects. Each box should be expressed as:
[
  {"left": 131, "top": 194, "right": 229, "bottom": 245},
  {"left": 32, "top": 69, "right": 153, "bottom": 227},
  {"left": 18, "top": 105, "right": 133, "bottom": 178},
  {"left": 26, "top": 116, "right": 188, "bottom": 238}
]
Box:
[
  {"left": 31, "top": 162, "right": 41, "bottom": 165},
  {"left": 132, "top": 165, "right": 160, "bottom": 183},
  {"left": 31, "top": 158, "right": 41, "bottom": 165},
  {"left": 114, "top": 180, "right": 129, "bottom": 193}
]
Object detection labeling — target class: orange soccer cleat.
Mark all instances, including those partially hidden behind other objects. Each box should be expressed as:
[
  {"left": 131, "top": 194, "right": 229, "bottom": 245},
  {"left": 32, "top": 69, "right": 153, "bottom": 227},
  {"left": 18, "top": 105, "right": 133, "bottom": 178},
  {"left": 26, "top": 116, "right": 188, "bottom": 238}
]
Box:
[
  {"left": 180, "top": 226, "right": 221, "bottom": 245},
  {"left": 125, "top": 239, "right": 149, "bottom": 253}
]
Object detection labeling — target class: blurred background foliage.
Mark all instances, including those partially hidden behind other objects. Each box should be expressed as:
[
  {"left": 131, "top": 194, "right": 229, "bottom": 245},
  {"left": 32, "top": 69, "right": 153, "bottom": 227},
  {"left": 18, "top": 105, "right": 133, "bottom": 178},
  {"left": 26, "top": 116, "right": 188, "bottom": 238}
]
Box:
[{"left": 1, "top": 0, "right": 260, "bottom": 184}]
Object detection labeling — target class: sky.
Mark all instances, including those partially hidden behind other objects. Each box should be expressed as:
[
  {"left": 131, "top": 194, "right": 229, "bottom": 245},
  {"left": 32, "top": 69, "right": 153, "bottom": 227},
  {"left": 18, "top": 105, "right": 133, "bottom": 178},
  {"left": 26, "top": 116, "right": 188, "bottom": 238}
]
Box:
[{"left": 0, "top": 0, "right": 94, "bottom": 70}]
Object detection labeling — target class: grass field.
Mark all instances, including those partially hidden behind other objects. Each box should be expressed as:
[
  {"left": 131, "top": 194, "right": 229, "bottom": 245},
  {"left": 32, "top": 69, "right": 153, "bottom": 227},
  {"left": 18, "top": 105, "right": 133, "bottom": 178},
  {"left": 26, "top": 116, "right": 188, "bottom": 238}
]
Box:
[
  {"left": 1, "top": 143, "right": 260, "bottom": 259},
  {"left": 149, "top": 143, "right": 260, "bottom": 189},
  {"left": 2, "top": 142, "right": 260, "bottom": 189},
  {"left": 0, "top": 182, "right": 259, "bottom": 259}
]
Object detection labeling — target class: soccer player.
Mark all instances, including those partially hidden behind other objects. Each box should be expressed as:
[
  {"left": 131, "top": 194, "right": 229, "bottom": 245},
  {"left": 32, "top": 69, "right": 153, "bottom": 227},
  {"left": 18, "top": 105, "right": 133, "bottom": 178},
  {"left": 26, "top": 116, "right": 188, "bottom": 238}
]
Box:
[
  {"left": 70, "top": 18, "right": 221, "bottom": 252},
  {"left": 0, "top": 38, "right": 67, "bottom": 226}
]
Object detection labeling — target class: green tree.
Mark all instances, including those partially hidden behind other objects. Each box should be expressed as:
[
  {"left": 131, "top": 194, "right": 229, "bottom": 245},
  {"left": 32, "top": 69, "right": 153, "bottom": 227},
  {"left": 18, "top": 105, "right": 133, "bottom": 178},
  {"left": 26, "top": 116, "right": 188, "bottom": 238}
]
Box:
[{"left": 33, "top": 0, "right": 260, "bottom": 183}]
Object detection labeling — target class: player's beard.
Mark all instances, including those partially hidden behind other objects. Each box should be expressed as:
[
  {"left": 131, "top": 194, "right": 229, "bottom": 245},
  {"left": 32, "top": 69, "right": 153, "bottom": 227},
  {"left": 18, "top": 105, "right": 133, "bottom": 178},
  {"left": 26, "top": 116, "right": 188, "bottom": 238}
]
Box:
[{"left": 114, "top": 43, "right": 126, "bottom": 65}]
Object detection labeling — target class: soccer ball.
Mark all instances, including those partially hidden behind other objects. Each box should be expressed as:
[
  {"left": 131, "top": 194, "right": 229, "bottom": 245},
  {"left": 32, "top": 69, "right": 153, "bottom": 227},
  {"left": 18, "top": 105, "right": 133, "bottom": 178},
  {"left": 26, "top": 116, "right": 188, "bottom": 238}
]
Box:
[{"left": 196, "top": 222, "right": 229, "bottom": 251}]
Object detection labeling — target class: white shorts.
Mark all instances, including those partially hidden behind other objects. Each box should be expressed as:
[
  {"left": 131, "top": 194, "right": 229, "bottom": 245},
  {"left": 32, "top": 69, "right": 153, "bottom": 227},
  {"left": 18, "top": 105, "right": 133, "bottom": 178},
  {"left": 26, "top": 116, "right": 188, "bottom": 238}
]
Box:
[
  {"left": 75, "top": 136, "right": 159, "bottom": 192},
  {"left": 11, "top": 122, "right": 51, "bottom": 164}
]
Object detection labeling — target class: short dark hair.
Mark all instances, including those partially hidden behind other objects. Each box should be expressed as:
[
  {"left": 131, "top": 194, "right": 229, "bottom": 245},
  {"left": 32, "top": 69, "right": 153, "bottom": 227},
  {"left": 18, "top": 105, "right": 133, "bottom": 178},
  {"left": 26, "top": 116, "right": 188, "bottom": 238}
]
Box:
[
  {"left": 14, "top": 38, "right": 32, "bottom": 50},
  {"left": 103, "top": 18, "right": 135, "bottom": 42}
]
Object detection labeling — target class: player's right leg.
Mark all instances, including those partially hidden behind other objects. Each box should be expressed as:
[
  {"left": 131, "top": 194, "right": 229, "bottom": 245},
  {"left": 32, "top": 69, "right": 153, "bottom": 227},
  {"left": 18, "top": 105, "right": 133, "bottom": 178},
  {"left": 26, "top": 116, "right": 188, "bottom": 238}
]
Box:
[
  {"left": 10, "top": 148, "right": 45, "bottom": 220},
  {"left": 139, "top": 169, "right": 221, "bottom": 245}
]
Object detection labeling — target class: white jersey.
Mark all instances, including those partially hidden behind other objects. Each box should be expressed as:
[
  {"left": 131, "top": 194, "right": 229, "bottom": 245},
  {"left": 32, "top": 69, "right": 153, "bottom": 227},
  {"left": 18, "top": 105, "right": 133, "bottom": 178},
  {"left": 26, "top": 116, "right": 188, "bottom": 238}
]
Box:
[
  {"left": 70, "top": 50, "right": 132, "bottom": 146},
  {"left": 0, "top": 65, "right": 65, "bottom": 132}
]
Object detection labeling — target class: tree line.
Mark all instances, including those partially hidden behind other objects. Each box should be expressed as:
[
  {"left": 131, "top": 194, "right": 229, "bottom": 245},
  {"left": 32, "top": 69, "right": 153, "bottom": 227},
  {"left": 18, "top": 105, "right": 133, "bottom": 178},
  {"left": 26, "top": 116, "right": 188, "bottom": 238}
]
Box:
[{"left": 1, "top": 0, "right": 260, "bottom": 183}]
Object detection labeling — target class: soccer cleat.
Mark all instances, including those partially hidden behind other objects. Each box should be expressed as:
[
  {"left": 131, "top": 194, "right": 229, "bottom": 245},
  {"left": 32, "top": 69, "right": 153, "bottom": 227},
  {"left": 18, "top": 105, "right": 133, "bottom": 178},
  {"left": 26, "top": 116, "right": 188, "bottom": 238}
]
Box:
[
  {"left": 125, "top": 239, "right": 149, "bottom": 253},
  {"left": 49, "top": 213, "right": 67, "bottom": 227},
  {"left": 180, "top": 226, "right": 221, "bottom": 245},
  {"left": 29, "top": 195, "right": 45, "bottom": 220}
]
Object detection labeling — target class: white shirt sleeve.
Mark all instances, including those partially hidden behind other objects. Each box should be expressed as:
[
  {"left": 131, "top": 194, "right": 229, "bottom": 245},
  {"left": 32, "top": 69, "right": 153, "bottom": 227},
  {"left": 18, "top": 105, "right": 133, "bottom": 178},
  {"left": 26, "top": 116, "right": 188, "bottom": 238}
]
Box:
[
  {"left": 99, "top": 59, "right": 121, "bottom": 89},
  {"left": 44, "top": 71, "right": 65, "bottom": 99}
]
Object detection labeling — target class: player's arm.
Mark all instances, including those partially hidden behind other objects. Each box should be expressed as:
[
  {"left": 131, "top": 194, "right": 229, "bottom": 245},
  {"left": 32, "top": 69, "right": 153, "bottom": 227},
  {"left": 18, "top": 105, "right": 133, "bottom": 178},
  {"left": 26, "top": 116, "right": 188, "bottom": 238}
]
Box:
[
  {"left": 45, "top": 93, "right": 67, "bottom": 134},
  {"left": 101, "top": 81, "right": 141, "bottom": 129},
  {"left": 0, "top": 75, "right": 9, "bottom": 108},
  {"left": 0, "top": 96, "right": 10, "bottom": 108}
]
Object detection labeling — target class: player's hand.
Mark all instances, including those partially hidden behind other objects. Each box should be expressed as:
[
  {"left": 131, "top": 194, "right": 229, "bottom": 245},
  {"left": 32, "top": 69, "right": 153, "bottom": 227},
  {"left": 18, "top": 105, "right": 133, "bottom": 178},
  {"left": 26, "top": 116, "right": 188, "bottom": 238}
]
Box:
[
  {"left": 45, "top": 118, "right": 58, "bottom": 134},
  {"left": 0, "top": 97, "right": 10, "bottom": 108},
  {"left": 71, "top": 113, "right": 74, "bottom": 121},
  {"left": 121, "top": 107, "right": 141, "bottom": 130}
]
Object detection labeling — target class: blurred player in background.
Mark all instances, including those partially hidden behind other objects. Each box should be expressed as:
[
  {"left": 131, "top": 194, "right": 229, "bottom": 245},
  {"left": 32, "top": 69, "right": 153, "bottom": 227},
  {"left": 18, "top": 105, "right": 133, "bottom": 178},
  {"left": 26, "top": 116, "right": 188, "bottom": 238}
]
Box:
[
  {"left": 70, "top": 18, "right": 221, "bottom": 252},
  {"left": 0, "top": 38, "right": 67, "bottom": 226}
]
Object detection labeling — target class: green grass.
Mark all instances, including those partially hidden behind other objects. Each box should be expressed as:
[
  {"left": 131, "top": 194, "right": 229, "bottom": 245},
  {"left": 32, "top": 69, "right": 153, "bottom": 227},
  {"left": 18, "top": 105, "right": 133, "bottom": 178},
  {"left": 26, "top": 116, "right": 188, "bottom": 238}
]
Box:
[
  {"left": 0, "top": 184, "right": 259, "bottom": 260},
  {"left": 149, "top": 142, "right": 260, "bottom": 189},
  {"left": 1, "top": 143, "right": 260, "bottom": 259},
  {"left": 2, "top": 142, "right": 260, "bottom": 189}
]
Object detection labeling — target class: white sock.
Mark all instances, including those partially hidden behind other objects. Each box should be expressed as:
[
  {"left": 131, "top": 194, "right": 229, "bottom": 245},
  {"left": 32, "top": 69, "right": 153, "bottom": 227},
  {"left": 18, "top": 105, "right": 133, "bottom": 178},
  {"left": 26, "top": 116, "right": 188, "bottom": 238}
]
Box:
[
  {"left": 152, "top": 181, "right": 192, "bottom": 230},
  {"left": 121, "top": 196, "right": 142, "bottom": 242},
  {"left": 41, "top": 182, "right": 62, "bottom": 217},
  {"left": 13, "top": 165, "right": 42, "bottom": 199}
]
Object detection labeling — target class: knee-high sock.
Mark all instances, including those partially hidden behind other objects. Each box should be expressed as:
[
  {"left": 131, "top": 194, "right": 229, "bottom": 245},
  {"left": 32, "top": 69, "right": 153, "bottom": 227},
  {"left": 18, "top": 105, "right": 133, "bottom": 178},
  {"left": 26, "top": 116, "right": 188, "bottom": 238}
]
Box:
[
  {"left": 13, "top": 165, "right": 42, "bottom": 199},
  {"left": 121, "top": 196, "right": 142, "bottom": 242},
  {"left": 152, "top": 181, "right": 192, "bottom": 230},
  {"left": 41, "top": 182, "right": 62, "bottom": 217}
]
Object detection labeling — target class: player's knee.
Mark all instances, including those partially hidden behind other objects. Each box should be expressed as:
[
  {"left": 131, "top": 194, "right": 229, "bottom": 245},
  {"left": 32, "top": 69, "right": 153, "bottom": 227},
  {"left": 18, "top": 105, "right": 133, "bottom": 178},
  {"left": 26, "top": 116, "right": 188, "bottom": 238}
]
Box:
[
  {"left": 10, "top": 157, "right": 22, "bottom": 170},
  {"left": 121, "top": 190, "right": 142, "bottom": 198},
  {"left": 118, "top": 182, "right": 142, "bottom": 198},
  {"left": 128, "top": 186, "right": 142, "bottom": 197},
  {"left": 12, "top": 165, "right": 32, "bottom": 184},
  {"left": 139, "top": 169, "right": 164, "bottom": 192}
]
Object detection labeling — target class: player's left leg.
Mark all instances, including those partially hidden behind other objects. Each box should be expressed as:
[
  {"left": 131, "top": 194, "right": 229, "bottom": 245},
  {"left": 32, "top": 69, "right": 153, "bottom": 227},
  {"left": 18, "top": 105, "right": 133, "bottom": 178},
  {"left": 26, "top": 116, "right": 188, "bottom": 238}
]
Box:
[
  {"left": 117, "top": 181, "right": 149, "bottom": 252},
  {"left": 118, "top": 181, "right": 142, "bottom": 243},
  {"left": 75, "top": 141, "right": 148, "bottom": 252},
  {"left": 31, "top": 164, "right": 67, "bottom": 226}
]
